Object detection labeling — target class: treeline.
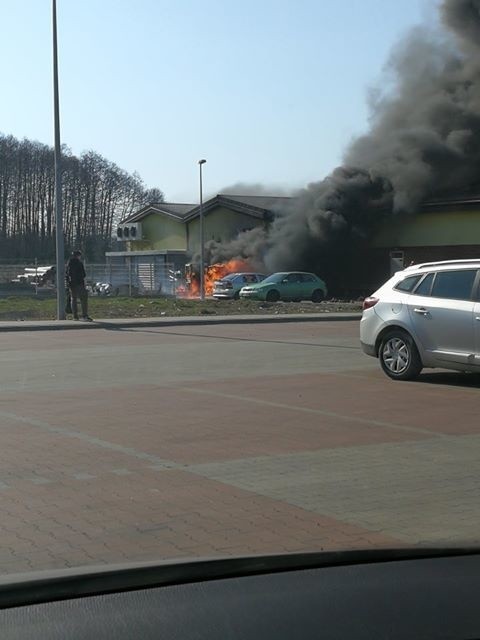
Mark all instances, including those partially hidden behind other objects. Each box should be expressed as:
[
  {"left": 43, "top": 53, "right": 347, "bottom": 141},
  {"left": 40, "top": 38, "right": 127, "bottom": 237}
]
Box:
[{"left": 0, "top": 134, "right": 163, "bottom": 262}]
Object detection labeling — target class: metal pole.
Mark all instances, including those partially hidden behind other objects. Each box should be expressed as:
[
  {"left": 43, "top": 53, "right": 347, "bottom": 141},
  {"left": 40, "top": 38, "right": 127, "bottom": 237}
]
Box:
[
  {"left": 52, "top": 0, "right": 65, "bottom": 319},
  {"left": 198, "top": 159, "right": 206, "bottom": 300}
]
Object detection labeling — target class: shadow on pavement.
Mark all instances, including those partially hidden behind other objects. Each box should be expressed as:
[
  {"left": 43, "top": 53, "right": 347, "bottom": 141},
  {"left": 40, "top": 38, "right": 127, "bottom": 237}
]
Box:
[
  {"left": 417, "top": 371, "right": 480, "bottom": 388},
  {"left": 98, "top": 323, "right": 362, "bottom": 349}
]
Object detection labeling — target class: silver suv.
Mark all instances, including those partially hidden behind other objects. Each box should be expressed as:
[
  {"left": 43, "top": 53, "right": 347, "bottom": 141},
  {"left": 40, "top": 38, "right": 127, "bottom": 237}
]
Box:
[{"left": 360, "top": 259, "right": 480, "bottom": 380}]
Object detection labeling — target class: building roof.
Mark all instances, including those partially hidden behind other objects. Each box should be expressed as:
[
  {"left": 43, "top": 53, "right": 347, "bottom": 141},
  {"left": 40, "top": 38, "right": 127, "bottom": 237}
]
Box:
[
  {"left": 220, "top": 194, "right": 293, "bottom": 209},
  {"left": 121, "top": 194, "right": 293, "bottom": 225},
  {"left": 422, "top": 195, "right": 480, "bottom": 210},
  {"left": 122, "top": 188, "right": 480, "bottom": 231},
  {"left": 183, "top": 194, "right": 293, "bottom": 221},
  {"left": 420, "top": 183, "right": 480, "bottom": 209},
  {"left": 122, "top": 202, "right": 196, "bottom": 224}
]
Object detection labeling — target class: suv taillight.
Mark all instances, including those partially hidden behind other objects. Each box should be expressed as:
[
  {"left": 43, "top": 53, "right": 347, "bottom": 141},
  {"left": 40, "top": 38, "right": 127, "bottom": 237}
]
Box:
[{"left": 363, "top": 296, "right": 379, "bottom": 310}]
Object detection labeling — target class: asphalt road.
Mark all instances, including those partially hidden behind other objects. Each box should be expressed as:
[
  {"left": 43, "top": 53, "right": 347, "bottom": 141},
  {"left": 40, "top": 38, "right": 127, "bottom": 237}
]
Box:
[{"left": 0, "top": 321, "right": 479, "bottom": 575}]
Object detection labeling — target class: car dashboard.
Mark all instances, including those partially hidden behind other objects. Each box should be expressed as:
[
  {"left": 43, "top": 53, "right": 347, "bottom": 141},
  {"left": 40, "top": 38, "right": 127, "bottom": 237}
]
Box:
[{"left": 0, "top": 549, "right": 478, "bottom": 639}]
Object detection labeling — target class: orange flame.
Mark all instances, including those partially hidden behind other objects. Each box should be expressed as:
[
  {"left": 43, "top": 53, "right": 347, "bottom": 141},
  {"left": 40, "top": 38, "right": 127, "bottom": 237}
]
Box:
[
  {"left": 177, "top": 259, "right": 252, "bottom": 298},
  {"left": 204, "top": 259, "right": 251, "bottom": 296}
]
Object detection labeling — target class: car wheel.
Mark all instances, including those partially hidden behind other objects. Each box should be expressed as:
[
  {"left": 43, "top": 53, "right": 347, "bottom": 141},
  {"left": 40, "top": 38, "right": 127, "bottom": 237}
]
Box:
[
  {"left": 266, "top": 289, "right": 280, "bottom": 302},
  {"left": 233, "top": 291, "right": 240, "bottom": 300},
  {"left": 311, "top": 289, "right": 325, "bottom": 303},
  {"left": 379, "top": 330, "right": 423, "bottom": 381}
]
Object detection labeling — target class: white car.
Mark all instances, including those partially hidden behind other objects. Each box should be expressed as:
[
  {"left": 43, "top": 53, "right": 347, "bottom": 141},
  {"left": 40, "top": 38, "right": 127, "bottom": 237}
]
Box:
[
  {"left": 360, "top": 259, "right": 480, "bottom": 380},
  {"left": 213, "top": 273, "right": 266, "bottom": 300}
]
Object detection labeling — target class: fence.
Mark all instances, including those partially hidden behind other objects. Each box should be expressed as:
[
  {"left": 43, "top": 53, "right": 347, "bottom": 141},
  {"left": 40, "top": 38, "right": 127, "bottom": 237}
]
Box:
[
  {"left": 0, "top": 262, "right": 179, "bottom": 297},
  {"left": 0, "top": 264, "right": 43, "bottom": 284},
  {"left": 85, "top": 263, "right": 178, "bottom": 297}
]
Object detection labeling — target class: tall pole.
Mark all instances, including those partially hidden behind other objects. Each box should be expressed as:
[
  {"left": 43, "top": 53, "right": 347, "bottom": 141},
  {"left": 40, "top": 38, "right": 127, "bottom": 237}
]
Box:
[
  {"left": 198, "top": 159, "right": 207, "bottom": 300},
  {"left": 53, "top": 0, "right": 66, "bottom": 320}
]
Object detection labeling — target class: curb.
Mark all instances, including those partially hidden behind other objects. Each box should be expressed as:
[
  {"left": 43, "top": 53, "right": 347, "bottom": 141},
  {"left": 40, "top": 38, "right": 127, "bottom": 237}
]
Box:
[{"left": 0, "top": 313, "right": 362, "bottom": 333}]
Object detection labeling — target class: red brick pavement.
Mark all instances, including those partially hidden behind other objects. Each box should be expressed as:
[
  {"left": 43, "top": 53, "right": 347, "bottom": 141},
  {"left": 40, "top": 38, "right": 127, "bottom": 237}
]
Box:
[
  {"left": 0, "top": 469, "right": 399, "bottom": 575},
  {"left": 0, "top": 323, "right": 467, "bottom": 575},
  {"left": 0, "top": 380, "right": 428, "bottom": 466},
  {"left": 0, "top": 375, "right": 407, "bottom": 574},
  {"left": 183, "top": 370, "right": 480, "bottom": 437}
]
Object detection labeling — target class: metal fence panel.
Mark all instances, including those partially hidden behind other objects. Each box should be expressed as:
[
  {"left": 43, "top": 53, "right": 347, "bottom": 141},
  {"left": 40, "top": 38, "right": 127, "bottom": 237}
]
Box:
[
  {"left": 86, "top": 262, "right": 177, "bottom": 297},
  {"left": 0, "top": 261, "right": 178, "bottom": 297}
]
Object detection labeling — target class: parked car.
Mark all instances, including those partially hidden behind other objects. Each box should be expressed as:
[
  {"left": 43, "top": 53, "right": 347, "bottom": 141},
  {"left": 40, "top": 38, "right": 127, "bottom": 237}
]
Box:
[
  {"left": 360, "top": 259, "right": 480, "bottom": 380},
  {"left": 12, "top": 265, "right": 56, "bottom": 287},
  {"left": 213, "top": 273, "right": 266, "bottom": 300},
  {"left": 240, "top": 271, "right": 327, "bottom": 302}
]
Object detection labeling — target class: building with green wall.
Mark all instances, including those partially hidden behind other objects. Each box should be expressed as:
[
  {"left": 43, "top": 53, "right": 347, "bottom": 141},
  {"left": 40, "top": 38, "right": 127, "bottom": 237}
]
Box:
[
  {"left": 183, "top": 195, "right": 287, "bottom": 254},
  {"left": 107, "top": 191, "right": 480, "bottom": 294},
  {"left": 117, "top": 202, "right": 193, "bottom": 253},
  {"left": 106, "top": 195, "right": 288, "bottom": 292},
  {"left": 111, "top": 194, "right": 287, "bottom": 262},
  {"left": 371, "top": 194, "right": 480, "bottom": 278}
]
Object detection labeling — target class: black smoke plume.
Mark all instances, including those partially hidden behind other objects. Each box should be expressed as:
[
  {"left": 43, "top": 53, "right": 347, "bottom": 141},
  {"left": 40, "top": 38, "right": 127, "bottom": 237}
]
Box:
[{"left": 208, "top": 0, "right": 480, "bottom": 291}]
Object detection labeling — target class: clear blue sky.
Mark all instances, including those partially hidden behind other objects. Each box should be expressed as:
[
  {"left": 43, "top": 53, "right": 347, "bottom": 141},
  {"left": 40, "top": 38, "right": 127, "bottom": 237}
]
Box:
[{"left": 1, "top": 0, "right": 437, "bottom": 202}]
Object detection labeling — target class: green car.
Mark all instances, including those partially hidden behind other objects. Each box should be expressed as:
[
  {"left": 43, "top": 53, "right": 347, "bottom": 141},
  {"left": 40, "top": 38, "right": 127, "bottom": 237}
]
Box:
[{"left": 239, "top": 271, "right": 327, "bottom": 302}]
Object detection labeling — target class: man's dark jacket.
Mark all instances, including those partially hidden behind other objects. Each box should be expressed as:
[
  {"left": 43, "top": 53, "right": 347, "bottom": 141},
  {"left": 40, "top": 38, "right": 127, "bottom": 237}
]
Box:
[{"left": 66, "top": 257, "right": 86, "bottom": 287}]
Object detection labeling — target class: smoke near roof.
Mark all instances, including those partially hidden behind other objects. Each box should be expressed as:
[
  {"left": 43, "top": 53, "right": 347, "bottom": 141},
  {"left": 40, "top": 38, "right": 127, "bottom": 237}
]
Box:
[
  {"left": 217, "top": 182, "right": 295, "bottom": 197},
  {"left": 209, "top": 0, "right": 480, "bottom": 286},
  {"left": 206, "top": 226, "right": 268, "bottom": 272}
]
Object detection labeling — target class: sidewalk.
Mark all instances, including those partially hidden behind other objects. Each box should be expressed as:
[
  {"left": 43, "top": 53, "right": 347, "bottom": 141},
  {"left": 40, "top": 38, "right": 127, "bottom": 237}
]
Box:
[{"left": 0, "top": 312, "right": 361, "bottom": 332}]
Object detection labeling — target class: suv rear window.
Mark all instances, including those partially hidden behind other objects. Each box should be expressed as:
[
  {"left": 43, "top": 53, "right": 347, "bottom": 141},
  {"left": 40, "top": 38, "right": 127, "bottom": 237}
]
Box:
[
  {"left": 413, "top": 272, "right": 434, "bottom": 296},
  {"left": 430, "top": 269, "right": 477, "bottom": 301},
  {"left": 395, "top": 275, "right": 421, "bottom": 292}
]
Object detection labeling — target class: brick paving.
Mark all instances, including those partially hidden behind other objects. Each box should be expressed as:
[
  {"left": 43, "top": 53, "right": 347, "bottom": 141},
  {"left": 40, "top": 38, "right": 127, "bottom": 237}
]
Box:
[{"left": 0, "top": 321, "right": 477, "bottom": 575}]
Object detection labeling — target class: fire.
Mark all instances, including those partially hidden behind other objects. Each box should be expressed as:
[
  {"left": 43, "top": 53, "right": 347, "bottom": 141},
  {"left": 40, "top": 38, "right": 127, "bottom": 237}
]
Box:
[
  {"left": 177, "top": 258, "right": 252, "bottom": 298},
  {"left": 204, "top": 259, "right": 251, "bottom": 296}
]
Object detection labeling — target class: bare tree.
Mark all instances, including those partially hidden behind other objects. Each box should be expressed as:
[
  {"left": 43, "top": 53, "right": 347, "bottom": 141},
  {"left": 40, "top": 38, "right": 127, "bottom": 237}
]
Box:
[{"left": 0, "top": 133, "right": 164, "bottom": 262}]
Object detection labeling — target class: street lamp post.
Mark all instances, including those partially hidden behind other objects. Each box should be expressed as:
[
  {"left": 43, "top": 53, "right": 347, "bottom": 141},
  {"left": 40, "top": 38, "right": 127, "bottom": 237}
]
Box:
[
  {"left": 52, "top": 0, "right": 66, "bottom": 319},
  {"left": 198, "top": 159, "right": 207, "bottom": 300}
]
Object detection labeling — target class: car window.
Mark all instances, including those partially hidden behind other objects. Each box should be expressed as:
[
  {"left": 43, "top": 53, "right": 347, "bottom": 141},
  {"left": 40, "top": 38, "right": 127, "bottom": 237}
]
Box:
[
  {"left": 301, "top": 274, "right": 316, "bottom": 282},
  {"left": 395, "top": 275, "right": 421, "bottom": 292},
  {"left": 412, "top": 273, "right": 434, "bottom": 296},
  {"left": 284, "top": 273, "right": 302, "bottom": 283},
  {"left": 262, "top": 273, "right": 285, "bottom": 284},
  {"left": 430, "top": 269, "right": 477, "bottom": 301}
]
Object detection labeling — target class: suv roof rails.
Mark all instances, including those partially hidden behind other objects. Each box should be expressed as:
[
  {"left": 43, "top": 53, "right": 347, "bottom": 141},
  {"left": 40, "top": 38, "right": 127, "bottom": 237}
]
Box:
[{"left": 404, "top": 259, "right": 480, "bottom": 271}]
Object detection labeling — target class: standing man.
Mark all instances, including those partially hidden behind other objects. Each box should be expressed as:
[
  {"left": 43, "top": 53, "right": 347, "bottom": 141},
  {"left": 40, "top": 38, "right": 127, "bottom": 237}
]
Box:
[{"left": 66, "top": 250, "right": 92, "bottom": 322}]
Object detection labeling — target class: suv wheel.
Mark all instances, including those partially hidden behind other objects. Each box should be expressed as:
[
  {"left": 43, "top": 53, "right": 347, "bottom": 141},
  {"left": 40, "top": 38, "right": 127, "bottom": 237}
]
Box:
[{"left": 379, "top": 330, "right": 423, "bottom": 381}]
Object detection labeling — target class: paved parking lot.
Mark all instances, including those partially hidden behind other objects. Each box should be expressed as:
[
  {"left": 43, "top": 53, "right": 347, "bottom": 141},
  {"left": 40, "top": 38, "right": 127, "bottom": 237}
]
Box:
[{"left": 0, "top": 320, "right": 479, "bottom": 574}]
